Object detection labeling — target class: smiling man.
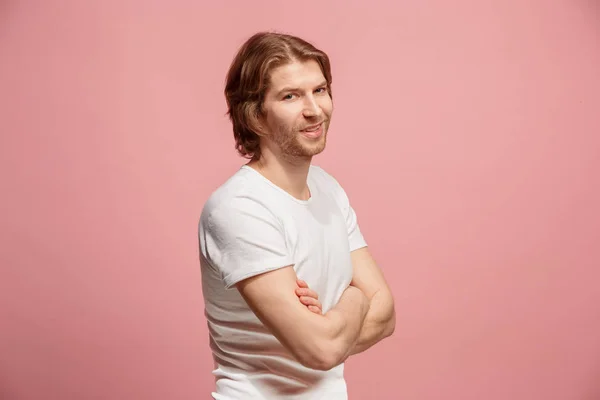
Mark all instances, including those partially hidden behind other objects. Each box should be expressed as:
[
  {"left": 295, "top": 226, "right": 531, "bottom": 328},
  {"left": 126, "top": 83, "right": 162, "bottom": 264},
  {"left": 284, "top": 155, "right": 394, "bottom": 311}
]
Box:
[{"left": 198, "top": 31, "right": 395, "bottom": 400}]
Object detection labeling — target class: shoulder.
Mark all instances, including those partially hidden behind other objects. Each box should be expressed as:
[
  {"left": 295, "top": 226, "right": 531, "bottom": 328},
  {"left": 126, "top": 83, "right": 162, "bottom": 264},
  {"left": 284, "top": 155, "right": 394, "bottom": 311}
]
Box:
[
  {"left": 199, "top": 168, "right": 278, "bottom": 232},
  {"left": 309, "top": 164, "right": 343, "bottom": 188},
  {"left": 309, "top": 164, "right": 348, "bottom": 200}
]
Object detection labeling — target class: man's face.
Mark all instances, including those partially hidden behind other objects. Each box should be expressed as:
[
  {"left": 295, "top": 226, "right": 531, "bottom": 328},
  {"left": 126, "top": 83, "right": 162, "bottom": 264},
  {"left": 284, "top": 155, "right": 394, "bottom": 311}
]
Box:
[{"left": 260, "top": 59, "right": 333, "bottom": 161}]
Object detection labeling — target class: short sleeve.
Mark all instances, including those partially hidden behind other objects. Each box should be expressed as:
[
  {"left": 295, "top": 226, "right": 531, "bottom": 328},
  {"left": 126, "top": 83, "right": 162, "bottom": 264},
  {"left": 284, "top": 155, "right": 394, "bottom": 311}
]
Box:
[
  {"left": 315, "top": 166, "right": 368, "bottom": 252},
  {"left": 340, "top": 192, "right": 368, "bottom": 252},
  {"left": 344, "top": 202, "right": 367, "bottom": 251},
  {"left": 201, "top": 196, "right": 294, "bottom": 289}
]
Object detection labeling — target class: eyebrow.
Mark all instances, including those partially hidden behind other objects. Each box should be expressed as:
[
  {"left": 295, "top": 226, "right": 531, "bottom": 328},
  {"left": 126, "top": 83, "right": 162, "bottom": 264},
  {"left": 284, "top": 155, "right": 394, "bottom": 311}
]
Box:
[{"left": 275, "top": 81, "right": 328, "bottom": 97}]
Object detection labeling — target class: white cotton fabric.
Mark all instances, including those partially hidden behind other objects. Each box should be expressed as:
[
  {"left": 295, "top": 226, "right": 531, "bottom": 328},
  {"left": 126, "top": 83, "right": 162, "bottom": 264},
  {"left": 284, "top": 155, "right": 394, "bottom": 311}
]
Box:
[{"left": 198, "top": 164, "right": 367, "bottom": 400}]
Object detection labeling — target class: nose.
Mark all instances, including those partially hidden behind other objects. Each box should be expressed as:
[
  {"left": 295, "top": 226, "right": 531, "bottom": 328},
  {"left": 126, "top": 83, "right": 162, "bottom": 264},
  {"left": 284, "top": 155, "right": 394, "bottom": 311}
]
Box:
[{"left": 302, "top": 95, "right": 322, "bottom": 118}]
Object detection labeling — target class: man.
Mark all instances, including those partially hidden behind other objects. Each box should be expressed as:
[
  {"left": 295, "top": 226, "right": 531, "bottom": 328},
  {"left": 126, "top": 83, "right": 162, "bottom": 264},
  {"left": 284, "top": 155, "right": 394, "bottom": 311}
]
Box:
[{"left": 198, "top": 31, "right": 395, "bottom": 399}]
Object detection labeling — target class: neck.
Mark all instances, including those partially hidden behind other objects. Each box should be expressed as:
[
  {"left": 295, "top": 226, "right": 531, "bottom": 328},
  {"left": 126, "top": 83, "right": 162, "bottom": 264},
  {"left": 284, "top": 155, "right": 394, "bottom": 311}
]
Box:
[{"left": 247, "top": 149, "right": 312, "bottom": 201}]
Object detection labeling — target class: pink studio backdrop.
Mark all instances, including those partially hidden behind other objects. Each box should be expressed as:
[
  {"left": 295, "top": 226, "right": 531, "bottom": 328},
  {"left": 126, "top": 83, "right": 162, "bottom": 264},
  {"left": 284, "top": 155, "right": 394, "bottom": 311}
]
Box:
[{"left": 1, "top": 1, "right": 599, "bottom": 399}]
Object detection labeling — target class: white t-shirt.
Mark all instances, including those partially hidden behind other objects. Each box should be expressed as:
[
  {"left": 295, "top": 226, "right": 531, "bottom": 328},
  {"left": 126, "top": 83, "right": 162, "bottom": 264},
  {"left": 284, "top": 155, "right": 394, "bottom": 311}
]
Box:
[{"left": 198, "top": 164, "right": 367, "bottom": 400}]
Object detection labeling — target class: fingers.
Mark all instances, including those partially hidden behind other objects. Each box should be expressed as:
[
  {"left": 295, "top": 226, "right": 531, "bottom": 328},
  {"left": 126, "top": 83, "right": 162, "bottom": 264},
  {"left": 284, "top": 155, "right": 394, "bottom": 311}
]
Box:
[
  {"left": 295, "top": 279, "right": 322, "bottom": 314},
  {"left": 307, "top": 305, "right": 321, "bottom": 314},
  {"left": 296, "top": 279, "right": 309, "bottom": 288},
  {"left": 299, "top": 296, "right": 322, "bottom": 314},
  {"left": 301, "top": 299, "right": 322, "bottom": 314},
  {"left": 295, "top": 287, "right": 319, "bottom": 300},
  {"left": 298, "top": 295, "right": 320, "bottom": 307}
]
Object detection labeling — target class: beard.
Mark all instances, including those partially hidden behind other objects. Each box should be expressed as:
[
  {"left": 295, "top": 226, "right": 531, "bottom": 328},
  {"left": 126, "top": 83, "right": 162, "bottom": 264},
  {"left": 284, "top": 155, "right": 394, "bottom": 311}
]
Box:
[{"left": 271, "top": 119, "right": 329, "bottom": 161}]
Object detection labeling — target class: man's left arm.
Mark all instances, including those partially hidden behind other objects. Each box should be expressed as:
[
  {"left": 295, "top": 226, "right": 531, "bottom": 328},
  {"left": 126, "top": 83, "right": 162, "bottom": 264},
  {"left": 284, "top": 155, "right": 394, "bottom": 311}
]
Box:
[{"left": 347, "top": 246, "right": 396, "bottom": 355}]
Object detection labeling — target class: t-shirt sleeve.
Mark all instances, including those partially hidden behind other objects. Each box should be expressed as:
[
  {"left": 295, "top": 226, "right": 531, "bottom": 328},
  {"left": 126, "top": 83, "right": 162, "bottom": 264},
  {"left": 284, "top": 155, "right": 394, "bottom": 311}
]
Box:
[
  {"left": 341, "top": 192, "right": 368, "bottom": 252},
  {"left": 320, "top": 168, "right": 368, "bottom": 252},
  {"left": 202, "top": 197, "right": 294, "bottom": 289}
]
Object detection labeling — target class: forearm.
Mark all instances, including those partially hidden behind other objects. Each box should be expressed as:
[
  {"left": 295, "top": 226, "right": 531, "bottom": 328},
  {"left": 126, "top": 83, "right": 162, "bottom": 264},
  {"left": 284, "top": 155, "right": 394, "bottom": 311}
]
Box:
[
  {"left": 349, "top": 288, "right": 395, "bottom": 355},
  {"left": 320, "top": 285, "right": 370, "bottom": 364}
]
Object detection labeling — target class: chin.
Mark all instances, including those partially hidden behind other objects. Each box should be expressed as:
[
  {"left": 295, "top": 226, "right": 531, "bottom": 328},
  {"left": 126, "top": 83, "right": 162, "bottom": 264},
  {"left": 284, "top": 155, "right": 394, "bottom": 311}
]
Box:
[
  {"left": 280, "top": 132, "right": 328, "bottom": 159},
  {"left": 305, "top": 145, "right": 326, "bottom": 158},
  {"left": 303, "top": 137, "right": 327, "bottom": 155}
]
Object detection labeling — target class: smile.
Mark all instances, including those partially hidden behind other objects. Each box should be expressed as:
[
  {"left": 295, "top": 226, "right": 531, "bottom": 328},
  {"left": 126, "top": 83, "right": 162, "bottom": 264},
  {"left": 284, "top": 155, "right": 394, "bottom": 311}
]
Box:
[
  {"left": 300, "top": 122, "right": 324, "bottom": 139},
  {"left": 302, "top": 122, "right": 322, "bottom": 132}
]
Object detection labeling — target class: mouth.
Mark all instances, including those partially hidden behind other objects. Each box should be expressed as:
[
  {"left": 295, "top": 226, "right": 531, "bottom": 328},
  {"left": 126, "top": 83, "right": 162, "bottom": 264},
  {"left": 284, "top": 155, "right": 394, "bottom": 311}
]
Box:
[{"left": 300, "top": 122, "right": 325, "bottom": 138}]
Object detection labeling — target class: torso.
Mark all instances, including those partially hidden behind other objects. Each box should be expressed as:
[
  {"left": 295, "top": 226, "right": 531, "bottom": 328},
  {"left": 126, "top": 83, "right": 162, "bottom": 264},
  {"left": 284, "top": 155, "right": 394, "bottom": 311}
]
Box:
[{"left": 199, "top": 165, "right": 354, "bottom": 400}]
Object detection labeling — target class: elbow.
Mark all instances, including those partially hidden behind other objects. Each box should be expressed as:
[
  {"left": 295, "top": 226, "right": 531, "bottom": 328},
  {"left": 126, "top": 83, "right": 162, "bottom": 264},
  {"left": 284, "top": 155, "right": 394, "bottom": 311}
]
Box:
[
  {"left": 311, "top": 344, "right": 345, "bottom": 371},
  {"left": 383, "top": 308, "right": 397, "bottom": 338},
  {"left": 384, "top": 314, "right": 396, "bottom": 338},
  {"left": 295, "top": 339, "right": 346, "bottom": 371}
]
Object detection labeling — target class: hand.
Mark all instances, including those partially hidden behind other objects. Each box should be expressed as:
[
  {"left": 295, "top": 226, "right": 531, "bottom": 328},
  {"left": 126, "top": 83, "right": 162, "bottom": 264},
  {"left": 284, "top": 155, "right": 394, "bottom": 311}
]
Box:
[{"left": 295, "top": 279, "right": 323, "bottom": 315}]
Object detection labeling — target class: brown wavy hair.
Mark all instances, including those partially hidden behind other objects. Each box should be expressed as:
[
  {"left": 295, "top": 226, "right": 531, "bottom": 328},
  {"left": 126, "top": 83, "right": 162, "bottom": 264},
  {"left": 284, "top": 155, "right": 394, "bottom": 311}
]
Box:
[{"left": 224, "top": 32, "right": 333, "bottom": 161}]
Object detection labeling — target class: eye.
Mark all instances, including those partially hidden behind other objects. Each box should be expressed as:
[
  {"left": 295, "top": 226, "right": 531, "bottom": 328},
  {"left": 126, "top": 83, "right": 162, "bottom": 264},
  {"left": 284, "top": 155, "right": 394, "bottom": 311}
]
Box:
[
  {"left": 282, "top": 93, "right": 296, "bottom": 101},
  {"left": 315, "top": 87, "right": 328, "bottom": 94}
]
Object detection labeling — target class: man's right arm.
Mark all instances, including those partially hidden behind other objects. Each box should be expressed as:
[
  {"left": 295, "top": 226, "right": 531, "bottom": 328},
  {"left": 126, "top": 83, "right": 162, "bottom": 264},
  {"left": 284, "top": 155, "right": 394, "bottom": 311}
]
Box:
[{"left": 237, "top": 265, "right": 369, "bottom": 371}]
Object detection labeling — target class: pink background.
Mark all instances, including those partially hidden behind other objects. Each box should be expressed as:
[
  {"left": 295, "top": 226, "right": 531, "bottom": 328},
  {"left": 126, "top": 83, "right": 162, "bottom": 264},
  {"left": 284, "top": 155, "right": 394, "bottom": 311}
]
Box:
[{"left": 1, "top": 1, "right": 599, "bottom": 399}]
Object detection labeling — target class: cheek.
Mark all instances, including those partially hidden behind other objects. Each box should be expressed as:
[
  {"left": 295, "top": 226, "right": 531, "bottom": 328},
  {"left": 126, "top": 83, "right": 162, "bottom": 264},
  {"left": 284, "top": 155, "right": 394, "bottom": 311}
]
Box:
[
  {"left": 319, "top": 97, "right": 333, "bottom": 115},
  {"left": 272, "top": 105, "right": 302, "bottom": 124},
  {"left": 267, "top": 114, "right": 289, "bottom": 133}
]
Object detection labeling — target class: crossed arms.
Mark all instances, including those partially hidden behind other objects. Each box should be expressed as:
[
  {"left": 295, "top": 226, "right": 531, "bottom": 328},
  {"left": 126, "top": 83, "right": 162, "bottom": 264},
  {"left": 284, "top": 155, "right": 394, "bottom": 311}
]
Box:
[{"left": 236, "top": 246, "right": 396, "bottom": 371}]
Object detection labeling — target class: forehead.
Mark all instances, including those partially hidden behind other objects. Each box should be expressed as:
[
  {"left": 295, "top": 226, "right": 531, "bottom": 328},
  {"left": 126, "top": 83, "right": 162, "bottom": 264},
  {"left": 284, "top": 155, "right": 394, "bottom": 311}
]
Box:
[{"left": 268, "top": 59, "right": 325, "bottom": 90}]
